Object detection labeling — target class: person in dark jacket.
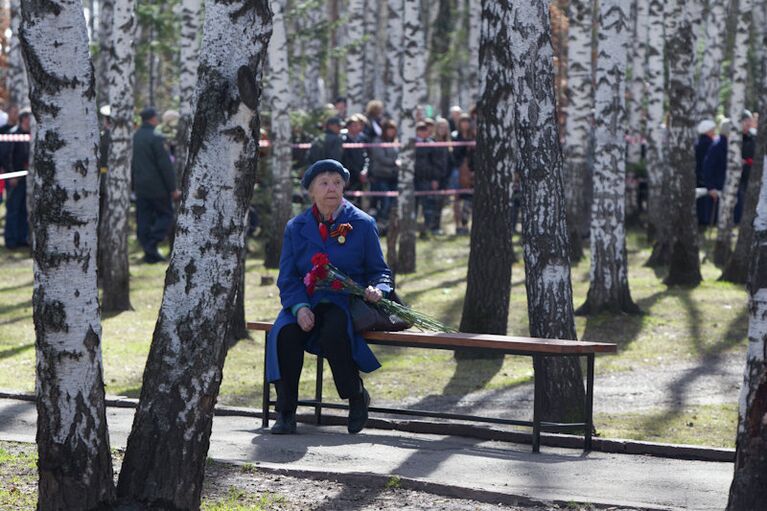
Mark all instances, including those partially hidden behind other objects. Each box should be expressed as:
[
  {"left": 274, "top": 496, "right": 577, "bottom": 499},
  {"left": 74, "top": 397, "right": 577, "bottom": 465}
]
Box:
[
  {"left": 367, "top": 120, "right": 399, "bottom": 229},
  {"left": 132, "top": 107, "right": 180, "bottom": 263},
  {"left": 3, "top": 111, "right": 31, "bottom": 249},
  {"left": 305, "top": 116, "right": 344, "bottom": 171},
  {"left": 735, "top": 110, "right": 756, "bottom": 224},
  {"left": 695, "top": 119, "right": 716, "bottom": 226},
  {"left": 414, "top": 122, "right": 445, "bottom": 234},
  {"left": 0, "top": 105, "right": 20, "bottom": 177},
  {"left": 702, "top": 119, "right": 731, "bottom": 226},
  {"left": 341, "top": 114, "right": 369, "bottom": 195}
]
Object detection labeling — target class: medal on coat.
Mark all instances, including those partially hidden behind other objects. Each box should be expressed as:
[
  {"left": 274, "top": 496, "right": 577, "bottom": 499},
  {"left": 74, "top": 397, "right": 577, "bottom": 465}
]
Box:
[
  {"left": 338, "top": 235, "right": 346, "bottom": 244},
  {"left": 331, "top": 223, "right": 353, "bottom": 245}
]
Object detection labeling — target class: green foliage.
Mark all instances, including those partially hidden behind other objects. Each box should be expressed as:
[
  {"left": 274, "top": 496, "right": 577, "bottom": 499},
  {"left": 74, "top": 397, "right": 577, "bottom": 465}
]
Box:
[
  {"left": 384, "top": 475, "right": 402, "bottom": 489},
  {"left": 201, "top": 486, "right": 285, "bottom": 511},
  {"left": 134, "top": 0, "right": 182, "bottom": 110}
]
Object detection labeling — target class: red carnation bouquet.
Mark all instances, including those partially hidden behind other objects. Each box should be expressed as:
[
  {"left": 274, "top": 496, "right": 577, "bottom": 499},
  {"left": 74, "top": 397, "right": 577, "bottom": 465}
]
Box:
[{"left": 303, "top": 252, "right": 456, "bottom": 332}]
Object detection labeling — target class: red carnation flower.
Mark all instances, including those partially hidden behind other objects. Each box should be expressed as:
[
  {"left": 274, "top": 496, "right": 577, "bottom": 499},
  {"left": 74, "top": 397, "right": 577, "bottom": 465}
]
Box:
[
  {"left": 331, "top": 279, "right": 344, "bottom": 290},
  {"left": 311, "top": 252, "right": 330, "bottom": 267}
]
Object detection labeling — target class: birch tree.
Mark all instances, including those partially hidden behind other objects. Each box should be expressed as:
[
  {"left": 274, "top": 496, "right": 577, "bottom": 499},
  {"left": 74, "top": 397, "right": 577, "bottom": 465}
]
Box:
[
  {"left": 723, "top": 2, "right": 767, "bottom": 285},
  {"left": 714, "top": 0, "right": 752, "bottom": 266},
  {"left": 346, "top": 0, "right": 366, "bottom": 115},
  {"left": 8, "top": 0, "right": 30, "bottom": 108},
  {"left": 20, "top": 0, "right": 114, "bottom": 507},
  {"left": 511, "top": 0, "right": 586, "bottom": 422},
  {"left": 115, "top": 1, "right": 272, "bottom": 507},
  {"left": 627, "top": 0, "right": 648, "bottom": 166},
  {"left": 265, "top": 0, "right": 293, "bottom": 269},
  {"left": 384, "top": 0, "right": 403, "bottom": 126},
  {"left": 175, "top": 0, "right": 203, "bottom": 179},
  {"left": 396, "top": 0, "right": 422, "bottom": 273},
  {"left": 663, "top": 0, "right": 702, "bottom": 287},
  {"left": 465, "top": 0, "right": 480, "bottom": 105},
  {"left": 99, "top": 0, "right": 136, "bottom": 312},
  {"left": 458, "top": 0, "right": 515, "bottom": 356},
  {"left": 725, "top": 112, "right": 767, "bottom": 511},
  {"left": 696, "top": 0, "right": 728, "bottom": 120},
  {"left": 96, "top": 0, "right": 113, "bottom": 108},
  {"left": 563, "top": 0, "right": 593, "bottom": 262},
  {"left": 303, "top": 5, "right": 325, "bottom": 110},
  {"left": 644, "top": 0, "right": 670, "bottom": 265},
  {"left": 577, "top": 0, "right": 639, "bottom": 315}
]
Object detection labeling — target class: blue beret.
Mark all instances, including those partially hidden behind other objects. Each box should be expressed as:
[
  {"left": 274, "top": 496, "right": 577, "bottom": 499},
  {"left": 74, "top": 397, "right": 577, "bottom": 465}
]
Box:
[{"left": 302, "top": 159, "right": 350, "bottom": 189}]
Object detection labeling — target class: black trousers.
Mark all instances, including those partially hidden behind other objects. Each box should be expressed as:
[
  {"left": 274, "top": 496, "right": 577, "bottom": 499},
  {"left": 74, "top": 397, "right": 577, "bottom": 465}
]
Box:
[
  {"left": 275, "top": 303, "right": 361, "bottom": 413},
  {"left": 135, "top": 195, "right": 174, "bottom": 255}
]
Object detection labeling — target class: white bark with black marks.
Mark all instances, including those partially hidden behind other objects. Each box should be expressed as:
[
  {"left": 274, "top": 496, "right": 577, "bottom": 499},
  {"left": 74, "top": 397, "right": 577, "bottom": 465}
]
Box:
[
  {"left": 346, "top": 0, "right": 365, "bottom": 115},
  {"left": 696, "top": 0, "right": 728, "bottom": 120},
  {"left": 563, "top": 0, "right": 593, "bottom": 262},
  {"left": 9, "top": 0, "right": 30, "bottom": 108},
  {"left": 175, "top": 0, "right": 202, "bottom": 178},
  {"left": 385, "top": 0, "right": 403, "bottom": 126},
  {"left": 99, "top": 0, "right": 136, "bottom": 312},
  {"left": 95, "top": 0, "right": 113, "bottom": 108},
  {"left": 627, "top": 0, "right": 648, "bottom": 166},
  {"left": 663, "top": 0, "right": 702, "bottom": 287},
  {"left": 20, "top": 0, "right": 114, "bottom": 507},
  {"left": 303, "top": 5, "right": 324, "bottom": 110},
  {"left": 578, "top": 0, "right": 639, "bottom": 315},
  {"left": 115, "top": 1, "right": 271, "bottom": 508},
  {"left": 715, "top": 0, "right": 752, "bottom": 266},
  {"left": 396, "top": 0, "right": 422, "bottom": 273},
  {"left": 266, "top": 0, "right": 293, "bottom": 269},
  {"left": 465, "top": 0, "right": 480, "bottom": 105}
]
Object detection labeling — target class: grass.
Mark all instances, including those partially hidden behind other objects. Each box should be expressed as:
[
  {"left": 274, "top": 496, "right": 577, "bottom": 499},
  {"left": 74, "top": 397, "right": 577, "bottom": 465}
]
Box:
[
  {"left": 0, "top": 444, "right": 38, "bottom": 510},
  {"left": 201, "top": 486, "right": 284, "bottom": 511},
  {"left": 0, "top": 201, "right": 750, "bottom": 448}
]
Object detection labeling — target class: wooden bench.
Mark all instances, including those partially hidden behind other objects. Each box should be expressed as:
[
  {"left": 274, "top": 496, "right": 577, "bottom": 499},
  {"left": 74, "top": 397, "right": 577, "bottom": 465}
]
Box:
[{"left": 247, "top": 321, "right": 617, "bottom": 452}]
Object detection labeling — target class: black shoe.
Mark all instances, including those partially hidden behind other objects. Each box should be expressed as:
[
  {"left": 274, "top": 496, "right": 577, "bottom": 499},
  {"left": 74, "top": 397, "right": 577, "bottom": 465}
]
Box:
[
  {"left": 270, "top": 411, "right": 297, "bottom": 435},
  {"left": 143, "top": 251, "right": 166, "bottom": 264},
  {"left": 347, "top": 389, "right": 370, "bottom": 434}
]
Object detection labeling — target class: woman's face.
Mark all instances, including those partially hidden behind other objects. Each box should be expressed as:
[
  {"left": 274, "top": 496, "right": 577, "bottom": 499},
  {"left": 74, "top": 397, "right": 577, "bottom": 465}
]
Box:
[
  {"left": 384, "top": 126, "right": 397, "bottom": 140},
  {"left": 309, "top": 172, "right": 345, "bottom": 213}
]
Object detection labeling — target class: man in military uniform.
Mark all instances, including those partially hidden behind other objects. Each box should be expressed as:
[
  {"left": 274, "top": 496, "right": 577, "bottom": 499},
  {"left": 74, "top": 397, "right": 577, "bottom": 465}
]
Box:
[{"left": 132, "top": 107, "right": 180, "bottom": 263}]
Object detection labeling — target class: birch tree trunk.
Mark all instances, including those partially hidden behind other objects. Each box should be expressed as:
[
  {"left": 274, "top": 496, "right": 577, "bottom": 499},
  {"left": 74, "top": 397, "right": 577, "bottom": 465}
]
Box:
[
  {"left": 663, "top": 0, "right": 702, "bottom": 287},
  {"left": 725, "top": 111, "right": 767, "bottom": 511},
  {"left": 346, "top": 0, "right": 366, "bottom": 115},
  {"left": 8, "top": 0, "right": 30, "bottom": 108},
  {"left": 20, "top": 0, "right": 115, "bottom": 507},
  {"left": 722, "top": 1, "right": 767, "bottom": 284},
  {"left": 644, "top": 0, "right": 669, "bottom": 264},
  {"left": 265, "top": 0, "right": 293, "bottom": 269},
  {"left": 363, "top": 0, "right": 380, "bottom": 102},
  {"left": 115, "top": 1, "right": 271, "bottom": 507},
  {"left": 96, "top": 0, "right": 113, "bottom": 108},
  {"left": 396, "top": 0, "right": 422, "bottom": 273},
  {"left": 627, "top": 0, "right": 648, "bottom": 166},
  {"left": 465, "top": 0, "right": 480, "bottom": 105},
  {"left": 303, "top": 5, "right": 324, "bottom": 110},
  {"left": 458, "top": 0, "right": 515, "bottom": 358},
  {"left": 99, "top": 0, "right": 136, "bottom": 312},
  {"left": 175, "top": 0, "right": 202, "bottom": 179},
  {"left": 714, "top": 0, "right": 752, "bottom": 266},
  {"left": 577, "top": 0, "right": 639, "bottom": 315},
  {"left": 696, "top": 0, "right": 728, "bottom": 120},
  {"left": 563, "top": 0, "right": 593, "bottom": 262},
  {"left": 385, "top": 0, "right": 403, "bottom": 126},
  {"left": 511, "top": 0, "right": 586, "bottom": 422}
]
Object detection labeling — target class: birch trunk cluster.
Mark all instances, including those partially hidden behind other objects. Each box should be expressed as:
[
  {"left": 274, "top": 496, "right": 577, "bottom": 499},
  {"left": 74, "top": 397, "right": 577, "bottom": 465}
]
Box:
[
  {"left": 20, "top": 0, "right": 114, "bottom": 507},
  {"left": 696, "top": 0, "right": 728, "bottom": 121},
  {"left": 726, "top": 106, "right": 767, "bottom": 511},
  {"left": 578, "top": 0, "right": 638, "bottom": 315},
  {"left": 663, "top": 0, "right": 702, "bottom": 287},
  {"left": 266, "top": 0, "right": 294, "bottom": 269},
  {"left": 175, "top": 0, "right": 203, "bottom": 180},
  {"left": 303, "top": 5, "right": 325, "bottom": 110},
  {"left": 8, "top": 0, "right": 30, "bottom": 108},
  {"left": 563, "top": 0, "right": 593, "bottom": 262},
  {"left": 345, "top": 0, "right": 366, "bottom": 115},
  {"left": 396, "top": 0, "right": 422, "bottom": 273},
  {"left": 99, "top": 0, "right": 136, "bottom": 312},
  {"left": 715, "top": 0, "right": 752, "bottom": 266},
  {"left": 627, "top": 0, "right": 648, "bottom": 166},
  {"left": 384, "top": 0, "right": 403, "bottom": 127},
  {"left": 115, "top": 2, "right": 271, "bottom": 508},
  {"left": 510, "top": 0, "right": 586, "bottom": 422},
  {"left": 459, "top": 0, "right": 515, "bottom": 346}
]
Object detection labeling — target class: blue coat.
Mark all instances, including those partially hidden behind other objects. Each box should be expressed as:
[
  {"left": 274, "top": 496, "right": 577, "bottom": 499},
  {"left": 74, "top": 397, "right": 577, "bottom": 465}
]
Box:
[
  {"left": 266, "top": 200, "right": 392, "bottom": 382},
  {"left": 695, "top": 134, "right": 713, "bottom": 187},
  {"left": 703, "top": 135, "right": 728, "bottom": 191}
]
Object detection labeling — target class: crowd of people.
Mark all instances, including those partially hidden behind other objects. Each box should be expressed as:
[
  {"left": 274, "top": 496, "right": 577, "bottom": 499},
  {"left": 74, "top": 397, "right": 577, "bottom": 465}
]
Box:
[{"left": 296, "top": 97, "right": 479, "bottom": 236}]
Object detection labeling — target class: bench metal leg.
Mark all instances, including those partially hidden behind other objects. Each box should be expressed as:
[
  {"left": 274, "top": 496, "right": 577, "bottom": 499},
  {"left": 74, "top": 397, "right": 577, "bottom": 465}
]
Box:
[
  {"left": 262, "top": 332, "right": 270, "bottom": 429},
  {"left": 532, "top": 355, "right": 542, "bottom": 453},
  {"left": 315, "top": 356, "right": 324, "bottom": 425},
  {"left": 584, "top": 353, "right": 595, "bottom": 452}
]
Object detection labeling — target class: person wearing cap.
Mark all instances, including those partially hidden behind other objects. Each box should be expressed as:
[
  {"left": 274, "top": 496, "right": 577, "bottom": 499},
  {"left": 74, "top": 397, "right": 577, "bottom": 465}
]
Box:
[
  {"left": 735, "top": 110, "right": 756, "bottom": 223},
  {"left": 131, "top": 107, "right": 181, "bottom": 263},
  {"left": 702, "top": 118, "right": 732, "bottom": 226},
  {"left": 305, "top": 116, "right": 344, "bottom": 169},
  {"left": 266, "top": 159, "right": 393, "bottom": 435},
  {"left": 695, "top": 119, "right": 716, "bottom": 225}
]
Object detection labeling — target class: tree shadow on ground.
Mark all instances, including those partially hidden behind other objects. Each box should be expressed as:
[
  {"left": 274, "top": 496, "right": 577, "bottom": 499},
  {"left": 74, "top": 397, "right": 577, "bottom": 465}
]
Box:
[
  {"left": 580, "top": 289, "right": 668, "bottom": 349},
  {"left": 0, "top": 342, "right": 33, "bottom": 360},
  {"left": 635, "top": 290, "right": 747, "bottom": 435},
  {"left": 0, "top": 298, "right": 32, "bottom": 317},
  {"left": 0, "top": 279, "right": 34, "bottom": 293}
]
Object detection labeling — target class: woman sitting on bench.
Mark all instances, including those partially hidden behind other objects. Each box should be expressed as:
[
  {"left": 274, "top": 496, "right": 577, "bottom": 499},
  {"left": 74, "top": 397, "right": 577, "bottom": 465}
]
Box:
[{"left": 266, "top": 159, "right": 393, "bottom": 435}]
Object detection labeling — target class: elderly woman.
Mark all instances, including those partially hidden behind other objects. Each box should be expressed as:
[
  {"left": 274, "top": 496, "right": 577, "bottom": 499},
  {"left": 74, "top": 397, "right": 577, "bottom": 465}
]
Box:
[{"left": 266, "top": 159, "right": 393, "bottom": 435}]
